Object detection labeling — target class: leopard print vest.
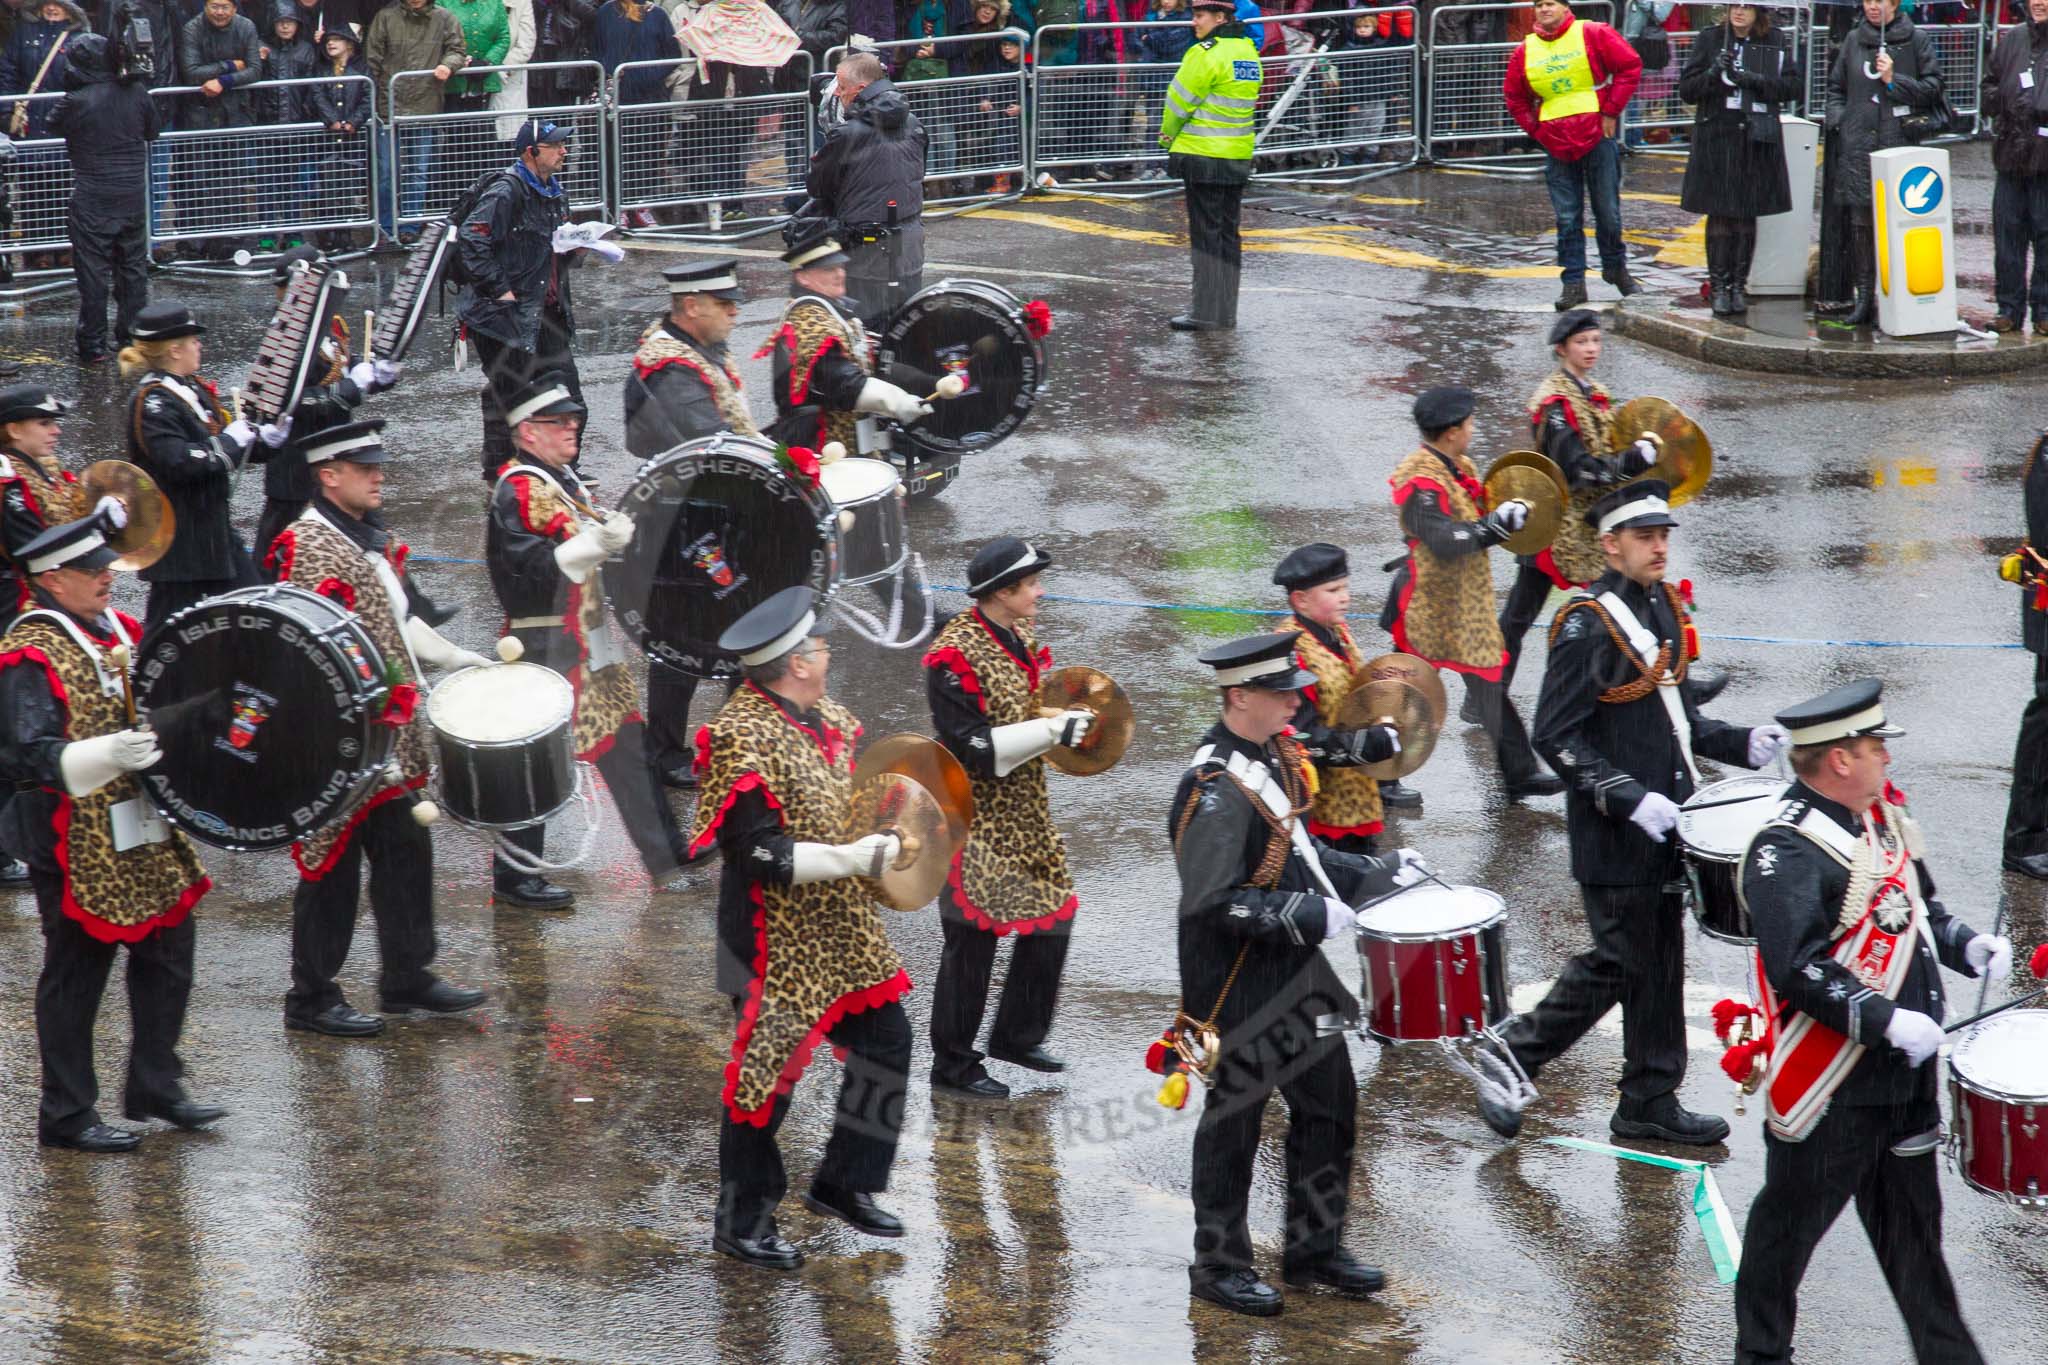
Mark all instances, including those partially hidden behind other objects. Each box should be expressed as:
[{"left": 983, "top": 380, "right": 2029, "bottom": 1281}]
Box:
[
  {"left": 1283, "top": 615, "right": 1383, "bottom": 839},
  {"left": 760, "top": 296, "right": 870, "bottom": 451},
  {"left": 633, "top": 320, "right": 760, "bottom": 438},
  {"left": 1530, "top": 368, "right": 1615, "bottom": 586},
  {"left": 1388, "top": 444, "right": 1508, "bottom": 678}
]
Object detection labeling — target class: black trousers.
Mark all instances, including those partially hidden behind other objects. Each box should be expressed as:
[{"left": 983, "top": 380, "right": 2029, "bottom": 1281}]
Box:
[
  {"left": 1733, "top": 1101, "right": 1984, "bottom": 1365},
  {"left": 474, "top": 322, "right": 581, "bottom": 479},
  {"left": 1497, "top": 561, "right": 1558, "bottom": 693},
  {"left": 68, "top": 205, "right": 149, "bottom": 360},
  {"left": 2004, "top": 651, "right": 2048, "bottom": 858},
  {"left": 928, "top": 915, "right": 1070, "bottom": 1085},
  {"left": 1992, "top": 170, "right": 2048, "bottom": 326},
  {"left": 494, "top": 720, "right": 687, "bottom": 882},
  {"left": 31, "top": 867, "right": 195, "bottom": 1140},
  {"left": 1193, "top": 1018, "right": 1357, "bottom": 1274},
  {"left": 1500, "top": 882, "right": 1686, "bottom": 1108},
  {"left": 644, "top": 661, "right": 700, "bottom": 777},
  {"left": 254, "top": 498, "right": 306, "bottom": 577},
  {"left": 1181, "top": 178, "right": 1245, "bottom": 328},
  {"left": 1461, "top": 674, "right": 1543, "bottom": 786},
  {"left": 286, "top": 797, "right": 438, "bottom": 1019},
  {"left": 718, "top": 996, "right": 911, "bottom": 1237}
]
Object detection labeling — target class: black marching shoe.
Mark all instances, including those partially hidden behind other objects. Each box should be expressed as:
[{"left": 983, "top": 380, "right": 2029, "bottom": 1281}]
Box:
[
  {"left": 1169, "top": 314, "right": 1225, "bottom": 332},
  {"left": 1476, "top": 1082, "right": 1525, "bottom": 1139},
  {"left": 286, "top": 1003, "right": 386, "bottom": 1037},
  {"left": 1610, "top": 1097, "right": 1730, "bottom": 1146},
  {"left": 932, "top": 1073, "right": 1010, "bottom": 1100},
  {"left": 2003, "top": 851, "right": 2048, "bottom": 881},
  {"left": 494, "top": 874, "right": 574, "bottom": 910},
  {"left": 714, "top": 1222, "right": 805, "bottom": 1270},
  {"left": 381, "top": 978, "right": 487, "bottom": 1015},
  {"left": 1603, "top": 266, "right": 1645, "bottom": 298},
  {"left": 1190, "top": 1266, "right": 1284, "bottom": 1318},
  {"left": 0, "top": 857, "right": 29, "bottom": 888},
  {"left": 988, "top": 1044, "right": 1065, "bottom": 1073},
  {"left": 125, "top": 1096, "right": 228, "bottom": 1130},
  {"left": 1282, "top": 1249, "right": 1385, "bottom": 1297},
  {"left": 1458, "top": 692, "right": 1486, "bottom": 726},
  {"left": 1506, "top": 772, "right": 1565, "bottom": 802},
  {"left": 659, "top": 762, "right": 699, "bottom": 791},
  {"left": 1377, "top": 779, "right": 1422, "bottom": 809},
  {"left": 41, "top": 1123, "right": 141, "bottom": 1153},
  {"left": 1685, "top": 662, "right": 1730, "bottom": 707},
  {"left": 802, "top": 1181, "right": 904, "bottom": 1237},
  {"left": 1554, "top": 278, "right": 1588, "bottom": 311}
]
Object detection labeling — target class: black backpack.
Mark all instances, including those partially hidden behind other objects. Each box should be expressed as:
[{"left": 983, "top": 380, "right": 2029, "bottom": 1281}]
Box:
[{"left": 439, "top": 166, "right": 511, "bottom": 289}]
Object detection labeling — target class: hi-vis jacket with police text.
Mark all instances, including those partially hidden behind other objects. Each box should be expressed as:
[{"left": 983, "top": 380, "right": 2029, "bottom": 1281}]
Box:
[{"left": 1160, "top": 28, "right": 1260, "bottom": 172}]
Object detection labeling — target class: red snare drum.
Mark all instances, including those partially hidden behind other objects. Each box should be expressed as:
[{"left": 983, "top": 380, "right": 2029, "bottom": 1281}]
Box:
[
  {"left": 1354, "top": 884, "right": 1510, "bottom": 1044},
  {"left": 1948, "top": 1011, "right": 2048, "bottom": 1207}
]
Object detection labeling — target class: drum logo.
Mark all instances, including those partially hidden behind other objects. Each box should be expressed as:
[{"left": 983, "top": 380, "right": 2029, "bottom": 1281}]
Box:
[
  {"left": 935, "top": 344, "right": 979, "bottom": 397},
  {"left": 686, "top": 532, "right": 749, "bottom": 600},
  {"left": 215, "top": 682, "right": 280, "bottom": 763}
]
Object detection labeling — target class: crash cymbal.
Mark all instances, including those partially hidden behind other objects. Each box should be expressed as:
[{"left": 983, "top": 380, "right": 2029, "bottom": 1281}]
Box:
[
  {"left": 1356, "top": 652, "right": 1447, "bottom": 728},
  {"left": 1033, "top": 665, "right": 1134, "bottom": 777},
  {"left": 852, "top": 734, "right": 973, "bottom": 837},
  {"left": 1484, "top": 449, "right": 1569, "bottom": 504},
  {"left": 1611, "top": 397, "right": 1712, "bottom": 507},
  {"left": 1482, "top": 463, "right": 1564, "bottom": 557},
  {"left": 81, "top": 460, "right": 175, "bottom": 573},
  {"left": 1336, "top": 677, "right": 1439, "bottom": 781},
  {"left": 847, "top": 772, "right": 958, "bottom": 911}
]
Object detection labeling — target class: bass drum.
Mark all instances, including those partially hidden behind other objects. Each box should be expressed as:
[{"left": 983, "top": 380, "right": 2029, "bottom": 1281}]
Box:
[
  {"left": 133, "top": 584, "right": 396, "bottom": 851},
  {"left": 877, "top": 279, "right": 1046, "bottom": 462},
  {"left": 607, "top": 432, "right": 840, "bottom": 680}
]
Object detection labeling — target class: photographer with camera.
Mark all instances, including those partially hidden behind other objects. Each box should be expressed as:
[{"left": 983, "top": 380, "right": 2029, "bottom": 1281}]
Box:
[{"left": 49, "top": 23, "right": 161, "bottom": 365}]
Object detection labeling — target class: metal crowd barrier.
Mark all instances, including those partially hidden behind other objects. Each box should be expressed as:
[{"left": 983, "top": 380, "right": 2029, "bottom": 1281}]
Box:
[
  {"left": 1423, "top": 1, "right": 1614, "bottom": 167},
  {"left": 1619, "top": 27, "right": 1698, "bottom": 146},
  {"left": 0, "top": 92, "right": 75, "bottom": 299},
  {"left": 386, "top": 61, "right": 607, "bottom": 227},
  {"left": 825, "top": 33, "right": 1029, "bottom": 199},
  {"left": 1030, "top": 24, "right": 1184, "bottom": 187},
  {"left": 149, "top": 76, "right": 380, "bottom": 249},
  {"left": 1251, "top": 9, "right": 1422, "bottom": 177},
  {"left": 610, "top": 53, "right": 812, "bottom": 227}
]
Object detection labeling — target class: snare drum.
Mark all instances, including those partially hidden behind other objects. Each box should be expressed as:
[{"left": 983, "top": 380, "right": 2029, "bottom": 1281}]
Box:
[
  {"left": 820, "top": 457, "right": 908, "bottom": 587},
  {"left": 428, "top": 662, "right": 577, "bottom": 829},
  {"left": 1949, "top": 1011, "right": 2048, "bottom": 1207},
  {"left": 878, "top": 279, "right": 1046, "bottom": 460},
  {"left": 1678, "top": 774, "right": 1788, "bottom": 945},
  {"left": 133, "top": 585, "right": 394, "bottom": 851},
  {"left": 1354, "top": 884, "right": 1511, "bottom": 1044}
]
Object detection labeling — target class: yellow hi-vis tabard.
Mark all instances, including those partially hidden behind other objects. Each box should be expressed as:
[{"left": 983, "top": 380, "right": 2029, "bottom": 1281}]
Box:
[
  {"left": 1524, "top": 21, "right": 1601, "bottom": 121},
  {"left": 1160, "top": 34, "right": 1260, "bottom": 160}
]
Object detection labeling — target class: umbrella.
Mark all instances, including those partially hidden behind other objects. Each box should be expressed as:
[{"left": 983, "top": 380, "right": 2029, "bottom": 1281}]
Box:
[{"left": 678, "top": 0, "right": 801, "bottom": 69}]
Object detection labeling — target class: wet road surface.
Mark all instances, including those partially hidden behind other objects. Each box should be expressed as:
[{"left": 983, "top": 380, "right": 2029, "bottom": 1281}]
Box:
[{"left": 3, "top": 146, "right": 2046, "bottom": 1362}]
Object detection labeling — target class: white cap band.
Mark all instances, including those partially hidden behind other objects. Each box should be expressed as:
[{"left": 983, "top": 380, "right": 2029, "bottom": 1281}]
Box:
[
  {"left": 305, "top": 430, "right": 383, "bottom": 463},
  {"left": 1214, "top": 656, "right": 1295, "bottom": 687},
  {"left": 788, "top": 240, "right": 844, "bottom": 270},
  {"left": 27, "top": 528, "right": 106, "bottom": 574},
  {"left": 1786, "top": 702, "right": 1886, "bottom": 748},
  {"left": 1597, "top": 494, "right": 1671, "bottom": 536},
  {"left": 739, "top": 610, "right": 818, "bottom": 666},
  {"left": 670, "top": 271, "right": 738, "bottom": 294},
  {"left": 508, "top": 385, "right": 575, "bottom": 427},
  {"left": 967, "top": 544, "right": 1041, "bottom": 596}
]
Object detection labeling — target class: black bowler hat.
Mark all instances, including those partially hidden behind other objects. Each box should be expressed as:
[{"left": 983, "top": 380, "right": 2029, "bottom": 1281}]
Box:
[
  {"left": 664, "top": 259, "right": 744, "bottom": 302},
  {"left": 1413, "top": 385, "right": 1475, "bottom": 434},
  {"left": 272, "top": 244, "right": 325, "bottom": 286},
  {"left": 965, "top": 536, "right": 1052, "bottom": 597},
  {"left": 1548, "top": 309, "right": 1601, "bottom": 347},
  {"left": 1586, "top": 478, "right": 1679, "bottom": 534},
  {"left": 1198, "top": 631, "right": 1317, "bottom": 692},
  {"left": 130, "top": 302, "right": 206, "bottom": 341},
  {"left": 1272, "top": 542, "right": 1348, "bottom": 592},
  {"left": 303, "top": 418, "right": 391, "bottom": 466},
  {"left": 18, "top": 514, "right": 118, "bottom": 575},
  {"left": 1775, "top": 678, "right": 1906, "bottom": 747},
  {"left": 0, "top": 385, "right": 70, "bottom": 425},
  {"left": 782, "top": 224, "right": 849, "bottom": 271},
  {"left": 718, "top": 585, "right": 823, "bottom": 665},
  {"left": 502, "top": 371, "right": 587, "bottom": 426}
]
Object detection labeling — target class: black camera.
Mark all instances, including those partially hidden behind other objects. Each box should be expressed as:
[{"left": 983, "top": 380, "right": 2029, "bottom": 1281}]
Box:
[{"left": 111, "top": 3, "right": 155, "bottom": 83}]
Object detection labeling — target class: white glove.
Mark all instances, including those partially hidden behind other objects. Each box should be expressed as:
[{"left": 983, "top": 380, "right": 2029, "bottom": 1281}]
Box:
[
  {"left": 1629, "top": 790, "right": 1682, "bottom": 843},
  {"left": 348, "top": 360, "right": 378, "bottom": 390},
  {"left": 371, "top": 358, "right": 402, "bottom": 388},
  {"left": 1483, "top": 499, "right": 1530, "bottom": 538},
  {"left": 591, "top": 512, "right": 635, "bottom": 554},
  {"left": 855, "top": 377, "right": 933, "bottom": 425},
  {"left": 990, "top": 712, "right": 1089, "bottom": 778},
  {"left": 552, "top": 527, "right": 610, "bottom": 584},
  {"left": 59, "top": 728, "right": 160, "bottom": 798},
  {"left": 1620, "top": 436, "right": 1660, "bottom": 477},
  {"left": 223, "top": 418, "right": 257, "bottom": 449},
  {"left": 405, "top": 615, "right": 490, "bottom": 671},
  {"left": 257, "top": 415, "right": 293, "bottom": 448},
  {"left": 1388, "top": 847, "right": 1431, "bottom": 887},
  {"left": 1321, "top": 897, "right": 1358, "bottom": 941},
  {"left": 1883, "top": 1008, "right": 1945, "bottom": 1067},
  {"left": 1748, "top": 723, "right": 1790, "bottom": 768},
  {"left": 94, "top": 493, "right": 128, "bottom": 530},
  {"left": 791, "top": 833, "right": 902, "bottom": 884},
  {"left": 1965, "top": 934, "right": 2014, "bottom": 985}
]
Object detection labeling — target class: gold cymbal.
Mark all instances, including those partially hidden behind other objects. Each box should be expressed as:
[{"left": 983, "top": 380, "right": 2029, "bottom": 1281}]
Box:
[
  {"left": 1481, "top": 463, "right": 1564, "bottom": 557},
  {"left": 81, "top": 460, "right": 175, "bottom": 573},
  {"left": 1484, "top": 449, "right": 1570, "bottom": 504},
  {"left": 852, "top": 734, "right": 974, "bottom": 837},
  {"left": 1033, "top": 665, "right": 1134, "bottom": 777},
  {"left": 847, "top": 772, "right": 958, "bottom": 911},
  {"left": 1336, "top": 677, "right": 1440, "bottom": 781},
  {"left": 1355, "top": 652, "right": 1447, "bottom": 728},
  {"left": 1611, "top": 397, "right": 1712, "bottom": 507}
]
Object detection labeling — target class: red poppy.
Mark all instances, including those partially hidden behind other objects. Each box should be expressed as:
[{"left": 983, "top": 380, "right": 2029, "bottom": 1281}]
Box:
[
  {"left": 1024, "top": 299, "right": 1053, "bottom": 339},
  {"left": 379, "top": 682, "right": 419, "bottom": 727},
  {"left": 787, "top": 445, "right": 822, "bottom": 480}
]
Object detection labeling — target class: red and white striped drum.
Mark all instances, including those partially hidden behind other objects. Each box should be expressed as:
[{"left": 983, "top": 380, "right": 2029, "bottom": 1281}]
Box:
[
  {"left": 1354, "top": 884, "right": 1511, "bottom": 1044},
  {"left": 1948, "top": 1011, "right": 2048, "bottom": 1207}
]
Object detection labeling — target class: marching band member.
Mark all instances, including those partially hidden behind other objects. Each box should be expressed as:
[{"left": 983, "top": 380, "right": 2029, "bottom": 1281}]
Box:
[
  {"left": 1270, "top": 543, "right": 1398, "bottom": 851},
  {"left": 120, "top": 302, "right": 291, "bottom": 632},
  {"left": 623, "top": 259, "right": 759, "bottom": 793},
  {"left": 1384, "top": 387, "right": 1560, "bottom": 799},
  {"left": 485, "top": 373, "right": 690, "bottom": 908},
  {"left": 1170, "top": 631, "right": 1423, "bottom": 1316},
  {"left": 1476, "top": 482, "right": 1784, "bottom": 1144},
  {"left": 2002, "top": 431, "right": 2048, "bottom": 880},
  {"left": 689, "top": 587, "right": 912, "bottom": 1269},
  {"left": 1732, "top": 680, "right": 1999, "bottom": 1365},
  {"left": 0, "top": 514, "right": 222, "bottom": 1151},
  {"left": 266, "top": 420, "right": 488, "bottom": 1038},
  {"left": 923, "top": 538, "right": 1090, "bottom": 1099}
]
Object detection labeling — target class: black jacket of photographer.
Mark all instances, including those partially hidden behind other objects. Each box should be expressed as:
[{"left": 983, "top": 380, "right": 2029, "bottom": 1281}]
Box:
[
  {"left": 455, "top": 164, "right": 575, "bottom": 351},
  {"left": 807, "top": 76, "right": 927, "bottom": 278},
  {"left": 49, "top": 32, "right": 162, "bottom": 221}
]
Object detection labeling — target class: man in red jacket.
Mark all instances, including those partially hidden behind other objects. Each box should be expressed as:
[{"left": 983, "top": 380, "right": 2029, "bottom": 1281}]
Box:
[{"left": 1503, "top": 0, "right": 1643, "bottom": 310}]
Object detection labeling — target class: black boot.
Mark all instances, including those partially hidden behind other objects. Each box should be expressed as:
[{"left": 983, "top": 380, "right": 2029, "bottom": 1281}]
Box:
[
  {"left": 1709, "top": 274, "right": 1736, "bottom": 318},
  {"left": 1728, "top": 222, "right": 1755, "bottom": 313},
  {"left": 1842, "top": 221, "right": 1877, "bottom": 326},
  {"left": 1554, "top": 277, "right": 1588, "bottom": 310},
  {"left": 1844, "top": 284, "right": 1875, "bottom": 327}
]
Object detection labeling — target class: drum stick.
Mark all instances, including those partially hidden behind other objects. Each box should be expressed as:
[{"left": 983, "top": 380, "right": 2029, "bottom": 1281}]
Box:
[
  {"left": 1684, "top": 790, "right": 1784, "bottom": 814},
  {"left": 1943, "top": 986, "right": 2046, "bottom": 1035},
  {"left": 1974, "top": 901, "right": 2006, "bottom": 1015},
  {"left": 230, "top": 387, "right": 245, "bottom": 423},
  {"left": 107, "top": 643, "right": 138, "bottom": 727},
  {"left": 364, "top": 308, "right": 374, "bottom": 350}
]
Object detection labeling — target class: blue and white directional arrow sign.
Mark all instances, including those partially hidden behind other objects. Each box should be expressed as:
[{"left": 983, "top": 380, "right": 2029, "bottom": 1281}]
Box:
[{"left": 1899, "top": 165, "right": 1944, "bottom": 216}]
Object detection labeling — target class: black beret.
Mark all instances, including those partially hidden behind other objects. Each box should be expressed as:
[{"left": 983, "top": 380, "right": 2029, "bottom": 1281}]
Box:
[
  {"left": 1271, "top": 542, "right": 1348, "bottom": 591},
  {"left": 1548, "top": 309, "right": 1602, "bottom": 347},
  {"left": 1412, "top": 385, "right": 1476, "bottom": 433}
]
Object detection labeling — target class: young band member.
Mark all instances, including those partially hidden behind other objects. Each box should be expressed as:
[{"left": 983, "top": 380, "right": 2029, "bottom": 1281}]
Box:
[
  {"left": 1476, "top": 482, "right": 1786, "bottom": 1144},
  {"left": 1733, "top": 679, "right": 2001, "bottom": 1365},
  {"left": 485, "top": 374, "right": 691, "bottom": 908},
  {"left": 1385, "top": 386, "right": 1560, "bottom": 800},
  {"left": 923, "top": 538, "right": 1091, "bottom": 1099},
  {"left": 0, "top": 515, "right": 222, "bottom": 1151},
  {"left": 690, "top": 587, "right": 912, "bottom": 1270},
  {"left": 1271, "top": 543, "right": 1398, "bottom": 851},
  {"left": 266, "top": 420, "right": 488, "bottom": 1038},
  {"left": 1171, "top": 631, "right": 1427, "bottom": 1316}
]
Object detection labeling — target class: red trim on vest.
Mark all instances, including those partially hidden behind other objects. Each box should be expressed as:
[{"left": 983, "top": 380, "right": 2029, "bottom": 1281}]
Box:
[
  {"left": 1308, "top": 816, "right": 1385, "bottom": 840},
  {"left": 941, "top": 845, "right": 1079, "bottom": 935},
  {"left": 687, "top": 768, "right": 783, "bottom": 862},
  {"left": 313, "top": 577, "right": 356, "bottom": 611},
  {"left": 970, "top": 608, "right": 1049, "bottom": 690},
  {"left": 1531, "top": 546, "right": 1577, "bottom": 591},
  {"left": 754, "top": 325, "right": 848, "bottom": 409},
  {"left": 509, "top": 470, "right": 572, "bottom": 540},
  {"left": 921, "top": 645, "right": 985, "bottom": 708},
  {"left": 290, "top": 774, "right": 428, "bottom": 880},
  {"left": 265, "top": 527, "right": 298, "bottom": 582}
]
